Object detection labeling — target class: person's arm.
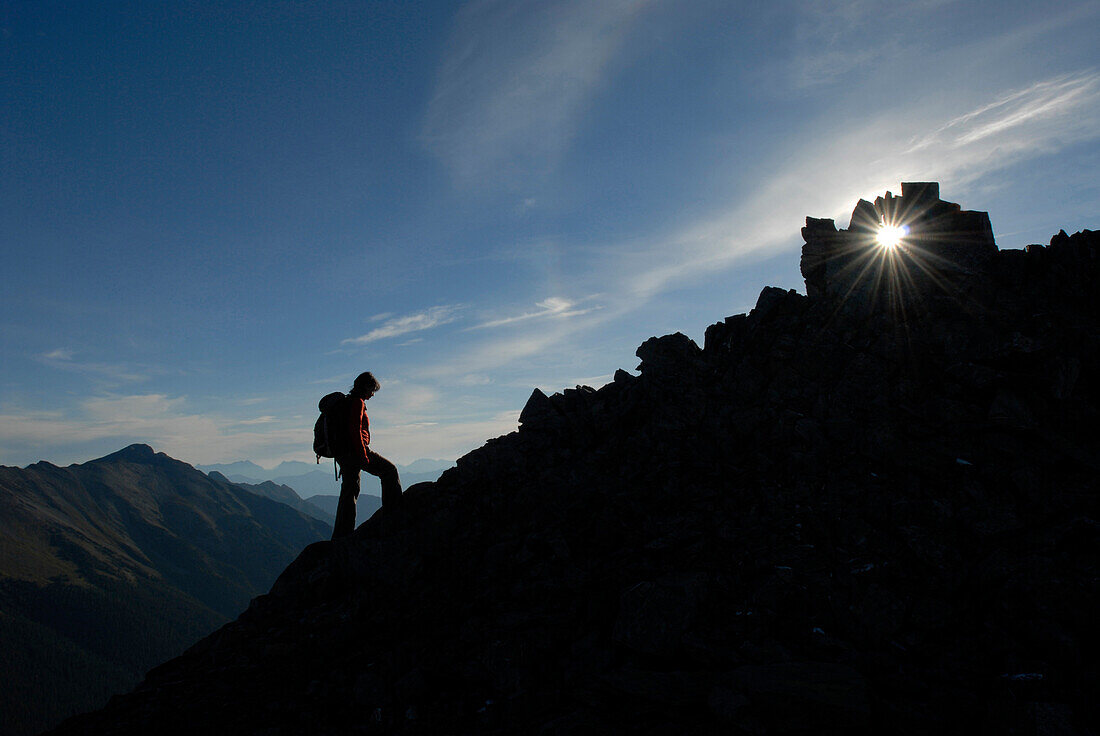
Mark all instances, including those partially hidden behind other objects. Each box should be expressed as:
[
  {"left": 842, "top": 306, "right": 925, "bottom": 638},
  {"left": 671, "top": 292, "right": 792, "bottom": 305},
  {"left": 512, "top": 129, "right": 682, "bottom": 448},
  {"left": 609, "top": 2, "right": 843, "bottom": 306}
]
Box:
[{"left": 347, "top": 397, "right": 366, "bottom": 458}]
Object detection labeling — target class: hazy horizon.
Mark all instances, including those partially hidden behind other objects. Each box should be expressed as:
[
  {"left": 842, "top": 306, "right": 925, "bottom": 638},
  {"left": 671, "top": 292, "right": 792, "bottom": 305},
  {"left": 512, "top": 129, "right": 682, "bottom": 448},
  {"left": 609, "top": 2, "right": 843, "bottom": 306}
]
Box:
[{"left": 6, "top": 443, "right": 453, "bottom": 474}]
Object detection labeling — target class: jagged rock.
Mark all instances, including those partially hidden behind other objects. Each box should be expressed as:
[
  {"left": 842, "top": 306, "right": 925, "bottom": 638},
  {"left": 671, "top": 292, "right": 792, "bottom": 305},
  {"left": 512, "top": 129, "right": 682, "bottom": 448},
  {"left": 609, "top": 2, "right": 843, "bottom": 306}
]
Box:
[
  {"left": 635, "top": 332, "right": 705, "bottom": 379},
  {"left": 703, "top": 313, "right": 746, "bottom": 356},
  {"left": 49, "top": 186, "right": 1100, "bottom": 735},
  {"left": 517, "top": 387, "right": 560, "bottom": 429},
  {"left": 613, "top": 368, "right": 635, "bottom": 384},
  {"left": 748, "top": 286, "right": 806, "bottom": 327}
]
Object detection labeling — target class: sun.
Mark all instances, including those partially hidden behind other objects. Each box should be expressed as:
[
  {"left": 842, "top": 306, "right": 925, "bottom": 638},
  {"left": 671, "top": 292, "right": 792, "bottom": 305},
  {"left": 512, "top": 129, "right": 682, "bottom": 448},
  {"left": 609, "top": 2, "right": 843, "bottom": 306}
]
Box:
[{"left": 876, "top": 222, "right": 909, "bottom": 250}]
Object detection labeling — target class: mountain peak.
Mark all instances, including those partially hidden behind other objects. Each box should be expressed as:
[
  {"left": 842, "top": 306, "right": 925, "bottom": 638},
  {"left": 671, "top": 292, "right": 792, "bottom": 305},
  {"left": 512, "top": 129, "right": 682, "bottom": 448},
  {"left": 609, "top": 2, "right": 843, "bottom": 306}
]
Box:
[{"left": 93, "top": 443, "right": 160, "bottom": 464}]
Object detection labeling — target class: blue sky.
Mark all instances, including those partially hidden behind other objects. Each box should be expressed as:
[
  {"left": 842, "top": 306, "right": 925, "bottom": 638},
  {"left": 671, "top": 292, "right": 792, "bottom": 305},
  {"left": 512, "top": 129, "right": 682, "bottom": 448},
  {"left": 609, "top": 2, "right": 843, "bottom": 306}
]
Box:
[{"left": 2, "top": 0, "right": 1098, "bottom": 468}]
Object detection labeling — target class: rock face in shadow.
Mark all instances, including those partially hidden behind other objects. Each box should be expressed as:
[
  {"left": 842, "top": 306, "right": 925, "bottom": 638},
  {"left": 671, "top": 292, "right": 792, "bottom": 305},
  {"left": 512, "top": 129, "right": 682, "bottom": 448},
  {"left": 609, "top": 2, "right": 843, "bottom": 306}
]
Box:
[{"left": 50, "top": 186, "right": 1099, "bottom": 735}]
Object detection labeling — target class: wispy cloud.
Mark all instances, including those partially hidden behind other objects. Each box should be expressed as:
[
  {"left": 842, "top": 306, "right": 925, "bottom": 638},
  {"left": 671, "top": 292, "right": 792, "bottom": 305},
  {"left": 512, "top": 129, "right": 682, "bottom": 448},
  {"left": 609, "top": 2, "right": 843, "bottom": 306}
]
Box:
[
  {"left": 909, "top": 72, "right": 1100, "bottom": 150},
  {"left": 309, "top": 373, "right": 351, "bottom": 386},
  {"left": 0, "top": 394, "right": 307, "bottom": 467},
  {"left": 422, "top": 0, "right": 657, "bottom": 184},
  {"left": 34, "top": 348, "right": 152, "bottom": 383},
  {"left": 381, "top": 383, "right": 441, "bottom": 414},
  {"left": 456, "top": 374, "right": 494, "bottom": 386},
  {"left": 790, "top": 0, "right": 954, "bottom": 89},
  {"left": 414, "top": 326, "right": 580, "bottom": 381},
  {"left": 467, "top": 296, "right": 600, "bottom": 330},
  {"left": 236, "top": 416, "right": 277, "bottom": 425},
  {"left": 341, "top": 305, "right": 463, "bottom": 346},
  {"left": 791, "top": 0, "right": 881, "bottom": 88}
]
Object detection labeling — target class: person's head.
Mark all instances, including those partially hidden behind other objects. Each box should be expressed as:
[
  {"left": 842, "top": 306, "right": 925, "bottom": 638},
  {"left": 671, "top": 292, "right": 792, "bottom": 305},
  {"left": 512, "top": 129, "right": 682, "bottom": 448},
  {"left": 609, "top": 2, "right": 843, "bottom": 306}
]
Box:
[{"left": 351, "top": 371, "right": 381, "bottom": 399}]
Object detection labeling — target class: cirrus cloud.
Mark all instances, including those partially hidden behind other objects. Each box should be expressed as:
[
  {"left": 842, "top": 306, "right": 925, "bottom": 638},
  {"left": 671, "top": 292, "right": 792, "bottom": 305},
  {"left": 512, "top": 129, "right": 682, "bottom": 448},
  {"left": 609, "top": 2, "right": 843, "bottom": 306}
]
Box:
[
  {"left": 341, "top": 305, "right": 464, "bottom": 346},
  {"left": 422, "top": 0, "right": 659, "bottom": 185},
  {"left": 467, "top": 296, "right": 601, "bottom": 330}
]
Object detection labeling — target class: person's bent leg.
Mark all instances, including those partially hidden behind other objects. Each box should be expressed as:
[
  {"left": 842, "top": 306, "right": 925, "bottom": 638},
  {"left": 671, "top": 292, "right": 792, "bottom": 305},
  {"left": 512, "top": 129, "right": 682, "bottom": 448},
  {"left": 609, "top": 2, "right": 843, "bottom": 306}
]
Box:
[
  {"left": 365, "top": 449, "right": 402, "bottom": 509},
  {"left": 332, "top": 457, "right": 361, "bottom": 539}
]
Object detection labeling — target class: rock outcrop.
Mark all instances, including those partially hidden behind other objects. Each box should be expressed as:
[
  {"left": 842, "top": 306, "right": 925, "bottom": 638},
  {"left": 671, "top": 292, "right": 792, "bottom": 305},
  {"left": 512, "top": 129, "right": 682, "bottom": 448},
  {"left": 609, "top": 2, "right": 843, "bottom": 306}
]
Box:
[
  {"left": 51, "top": 186, "right": 1099, "bottom": 735},
  {"left": 800, "top": 182, "right": 997, "bottom": 303}
]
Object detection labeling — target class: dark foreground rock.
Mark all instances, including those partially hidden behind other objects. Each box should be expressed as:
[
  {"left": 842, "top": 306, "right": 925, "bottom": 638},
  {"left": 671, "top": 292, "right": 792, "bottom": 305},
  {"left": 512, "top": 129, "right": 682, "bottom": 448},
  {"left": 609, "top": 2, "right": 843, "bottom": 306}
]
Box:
[{"left": 50, "top": 186, "right": 1099, "bottom": 735}]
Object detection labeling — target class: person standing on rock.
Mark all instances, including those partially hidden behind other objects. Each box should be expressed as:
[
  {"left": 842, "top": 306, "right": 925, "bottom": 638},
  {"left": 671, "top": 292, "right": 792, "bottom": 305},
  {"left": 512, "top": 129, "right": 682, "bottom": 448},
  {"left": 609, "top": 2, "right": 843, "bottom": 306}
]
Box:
[{"left": 332, "top": 371, "right": 402, "bottom": 539}]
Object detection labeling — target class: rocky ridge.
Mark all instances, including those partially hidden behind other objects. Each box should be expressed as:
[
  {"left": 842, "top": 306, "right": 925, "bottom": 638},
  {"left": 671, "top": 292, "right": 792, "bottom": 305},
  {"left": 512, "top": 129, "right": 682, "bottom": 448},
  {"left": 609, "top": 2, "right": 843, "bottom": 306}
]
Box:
[{"left": 52, "top": 185, "right": 1099, "bottom": 735}]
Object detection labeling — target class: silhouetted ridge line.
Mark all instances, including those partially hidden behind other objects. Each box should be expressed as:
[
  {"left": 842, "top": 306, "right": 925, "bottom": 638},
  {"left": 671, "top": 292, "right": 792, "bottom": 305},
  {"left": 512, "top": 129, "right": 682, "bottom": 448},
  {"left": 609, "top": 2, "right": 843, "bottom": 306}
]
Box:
[{"left": 50, "top": 185, "right": 1099, "bottom": 735}]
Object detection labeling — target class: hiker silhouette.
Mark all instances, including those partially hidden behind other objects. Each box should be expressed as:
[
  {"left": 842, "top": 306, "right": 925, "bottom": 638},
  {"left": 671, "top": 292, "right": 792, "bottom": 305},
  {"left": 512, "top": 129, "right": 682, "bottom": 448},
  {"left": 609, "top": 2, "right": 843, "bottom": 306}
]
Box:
[{"left": 331, "top": 371, "right": 402, "bottom": 538}]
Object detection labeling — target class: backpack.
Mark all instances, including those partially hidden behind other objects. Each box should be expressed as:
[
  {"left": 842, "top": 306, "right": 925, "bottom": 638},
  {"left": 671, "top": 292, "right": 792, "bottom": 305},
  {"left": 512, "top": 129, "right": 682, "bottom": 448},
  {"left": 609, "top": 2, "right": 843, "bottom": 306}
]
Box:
[{"left": 314, "top": 391, "right": 347, "bottom": 462}]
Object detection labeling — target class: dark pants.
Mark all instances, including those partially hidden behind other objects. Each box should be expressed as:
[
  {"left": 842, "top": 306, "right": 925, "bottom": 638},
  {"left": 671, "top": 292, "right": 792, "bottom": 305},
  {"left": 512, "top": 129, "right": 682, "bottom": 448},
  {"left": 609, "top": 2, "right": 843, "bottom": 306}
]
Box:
[{"left": 332, "top": 449, "right": 402, "bottom": 539}]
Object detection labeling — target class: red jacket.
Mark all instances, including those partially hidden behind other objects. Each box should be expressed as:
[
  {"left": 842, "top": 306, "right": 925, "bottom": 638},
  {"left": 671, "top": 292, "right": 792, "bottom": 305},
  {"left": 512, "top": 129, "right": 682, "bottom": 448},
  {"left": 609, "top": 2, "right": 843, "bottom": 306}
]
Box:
[{"left": 344, "top": 396, "right": 371, "bottom": 461}]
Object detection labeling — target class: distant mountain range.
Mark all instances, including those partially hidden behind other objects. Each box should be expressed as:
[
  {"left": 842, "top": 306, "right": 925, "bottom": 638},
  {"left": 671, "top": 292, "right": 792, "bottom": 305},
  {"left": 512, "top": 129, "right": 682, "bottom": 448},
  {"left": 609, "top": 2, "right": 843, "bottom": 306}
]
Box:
[
  {"left": 207, "top": 473, "right": 383, "bottom": 528},
  {"left": 0, "top": 444, "right": 329, "bottom": 736},
  {"left": 196, "top": 457, "right": 454, "bottom": 512},
  {"left": 207, "top": 473, "right": 335, "bottom": 525},
  {"left": 302, "top": 492, "right": 380, "bottom": 521},
  {"left": 197, "top": 457, "right": 453, "bottom": 484}
]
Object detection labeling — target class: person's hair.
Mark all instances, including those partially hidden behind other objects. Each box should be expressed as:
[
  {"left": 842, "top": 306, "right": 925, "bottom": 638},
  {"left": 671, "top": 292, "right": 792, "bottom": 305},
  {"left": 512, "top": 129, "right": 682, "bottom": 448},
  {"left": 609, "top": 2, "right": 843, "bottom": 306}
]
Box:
[{"left": 351, "top": 371, "right": 381, "bottom": 395}]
